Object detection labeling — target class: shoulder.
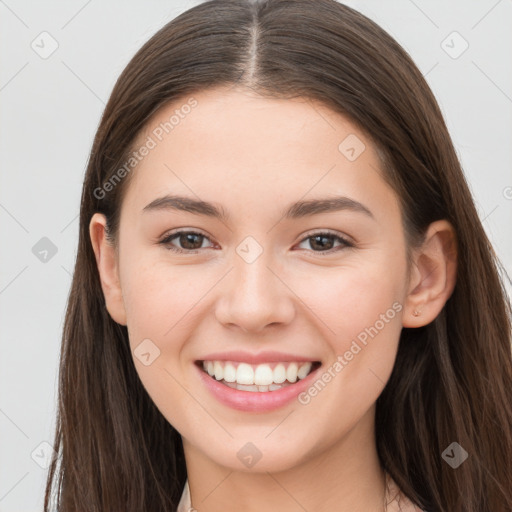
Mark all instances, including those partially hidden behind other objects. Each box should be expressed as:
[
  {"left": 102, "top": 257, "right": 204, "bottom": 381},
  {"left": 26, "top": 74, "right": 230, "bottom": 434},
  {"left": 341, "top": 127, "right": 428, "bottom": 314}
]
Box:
[{"left": 177, "top": 479, "right": 193, "bottom": 512}]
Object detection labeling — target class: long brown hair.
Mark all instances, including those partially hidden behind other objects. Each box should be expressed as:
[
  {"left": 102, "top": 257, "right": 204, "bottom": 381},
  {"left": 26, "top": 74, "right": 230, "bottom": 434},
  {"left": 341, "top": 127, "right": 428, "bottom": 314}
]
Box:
[{"left": 44, "top": 1, "right": 512, "bottom": 510}]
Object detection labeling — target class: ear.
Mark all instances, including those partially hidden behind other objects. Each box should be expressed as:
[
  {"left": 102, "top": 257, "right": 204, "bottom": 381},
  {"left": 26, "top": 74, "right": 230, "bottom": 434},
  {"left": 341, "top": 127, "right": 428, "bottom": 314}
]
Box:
[
  {"left": 89, "top": 213, "right": 127, "bottom": 326},
  {"left": 402, "top": 219, "right": 457, "bottom": 328}
]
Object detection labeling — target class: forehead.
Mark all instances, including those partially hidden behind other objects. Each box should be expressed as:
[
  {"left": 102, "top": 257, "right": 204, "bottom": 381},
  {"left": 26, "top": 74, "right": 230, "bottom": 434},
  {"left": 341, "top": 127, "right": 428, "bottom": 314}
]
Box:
[{"left": 121, "top": 87, "right": 399, "bottom": 223}]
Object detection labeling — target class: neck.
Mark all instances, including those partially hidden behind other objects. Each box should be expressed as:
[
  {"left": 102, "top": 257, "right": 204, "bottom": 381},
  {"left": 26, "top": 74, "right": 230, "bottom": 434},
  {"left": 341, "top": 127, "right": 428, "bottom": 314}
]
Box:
[{"left": 182, "top": 406, "right": 387, "bottom": 512}]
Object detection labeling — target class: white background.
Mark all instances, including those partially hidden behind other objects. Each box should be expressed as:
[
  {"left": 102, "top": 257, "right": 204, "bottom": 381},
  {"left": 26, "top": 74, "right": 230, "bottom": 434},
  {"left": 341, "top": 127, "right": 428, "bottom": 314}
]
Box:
[{"left": 1, "top": 0, "right": 511, "bottom": 510}]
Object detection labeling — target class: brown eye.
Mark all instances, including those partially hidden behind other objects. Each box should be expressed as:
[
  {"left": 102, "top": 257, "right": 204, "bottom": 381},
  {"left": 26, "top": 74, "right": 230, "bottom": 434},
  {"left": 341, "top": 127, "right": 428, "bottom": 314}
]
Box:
[
  {"left": 297, "top": 231, "right": 353, "bottom": 254},
  {"left": 159, "top": 230, "right": 213, "bottom": 253},
  {"left": 176, "top": 232, "right": 205, "bottom": 250}
]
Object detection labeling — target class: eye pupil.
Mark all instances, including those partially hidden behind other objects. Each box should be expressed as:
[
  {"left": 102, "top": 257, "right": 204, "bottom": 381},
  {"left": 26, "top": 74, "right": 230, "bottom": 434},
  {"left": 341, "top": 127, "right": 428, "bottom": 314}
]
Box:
[
  {"left": 310, "top": 235, "right": 334, "bottom": 251},
  {"left": 180, "top": 233, "right": 203, "bottom": 249}
]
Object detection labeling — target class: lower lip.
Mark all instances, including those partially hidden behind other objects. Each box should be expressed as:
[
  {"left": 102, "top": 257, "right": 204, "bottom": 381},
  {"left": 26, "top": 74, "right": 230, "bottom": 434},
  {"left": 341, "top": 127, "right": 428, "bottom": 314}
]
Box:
[{"left": 195, "top": 362, "right": 322, "bottom": 412}]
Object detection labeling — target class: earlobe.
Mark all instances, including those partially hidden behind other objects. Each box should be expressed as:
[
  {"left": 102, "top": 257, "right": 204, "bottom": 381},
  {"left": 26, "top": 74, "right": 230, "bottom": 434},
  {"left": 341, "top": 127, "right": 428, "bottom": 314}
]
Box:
[
  {"left": 89, "top": 213, "right": 127, "bottom": 326},
  {"left": 402, "top": 220, "right": 457, "bottom": 328}
]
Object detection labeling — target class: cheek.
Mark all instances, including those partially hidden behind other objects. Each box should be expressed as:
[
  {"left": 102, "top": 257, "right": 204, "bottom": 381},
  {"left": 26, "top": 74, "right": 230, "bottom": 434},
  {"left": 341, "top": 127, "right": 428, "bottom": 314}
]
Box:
[
  {"left": 291, "top": 266, "right": 404, "bottom": 430},
  {"left": 291, "top": 258, "right": 405, "bottom": 405},
  {"left": 122, "top": 262, "right": 202, "bottom": 345},
  {"left": 120, "top": 260, "right": 206, "bottom": 426},
  {"left": 293, "top": 260, "right": 404, "bottom": 341}
]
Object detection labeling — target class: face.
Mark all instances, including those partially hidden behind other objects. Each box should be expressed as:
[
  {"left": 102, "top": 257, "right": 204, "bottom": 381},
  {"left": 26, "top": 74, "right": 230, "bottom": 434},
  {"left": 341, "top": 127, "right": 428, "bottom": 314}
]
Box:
[{"left": 98, "top": 86, "right": 412, "bottom": 473}]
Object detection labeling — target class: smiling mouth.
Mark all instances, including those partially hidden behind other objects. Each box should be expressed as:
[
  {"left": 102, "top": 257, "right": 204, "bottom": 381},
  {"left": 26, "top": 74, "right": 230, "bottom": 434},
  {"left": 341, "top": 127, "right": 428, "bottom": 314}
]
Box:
[{"left": 196, "top": 360, "right": 322, "bottom": 392}]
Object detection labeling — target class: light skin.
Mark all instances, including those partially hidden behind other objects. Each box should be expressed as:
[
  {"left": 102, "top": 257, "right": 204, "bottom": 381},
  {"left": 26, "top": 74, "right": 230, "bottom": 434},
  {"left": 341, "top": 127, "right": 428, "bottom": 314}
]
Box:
[{"left": 90, "top": 86, "right": 457, "bottom": 511}]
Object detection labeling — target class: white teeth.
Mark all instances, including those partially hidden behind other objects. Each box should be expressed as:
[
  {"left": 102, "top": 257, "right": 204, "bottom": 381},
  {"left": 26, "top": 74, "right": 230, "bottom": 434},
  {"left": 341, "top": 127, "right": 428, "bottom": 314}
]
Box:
[
  {"left": 273, "top": 363, "right": 287, "bottom": 384},
  {"left": 286, "top": 362, "right": 298, "bottom": 383},
  {"left": 214, "top": 361, "right": 223, "bottom": 380},
  {"left": 236, "top": 363, "right": 254, "bottom": 385},
  {"left": 297, "top": 362, "right": 312, "bottom": 379},
  {"left": 223, "top": 363, "right": 237, "bottom": 383},
  {"left": 201, "top": 360, "right": 316, "bottom": 388},
  {"left": 223, "top": 381, "right": 292, "bottom": 392},
  {"left": 236, "top": 383, "right": 260, "bottom": 392},
  {"left": 254, "top": 364, "right": 274, "bottom": 386}
]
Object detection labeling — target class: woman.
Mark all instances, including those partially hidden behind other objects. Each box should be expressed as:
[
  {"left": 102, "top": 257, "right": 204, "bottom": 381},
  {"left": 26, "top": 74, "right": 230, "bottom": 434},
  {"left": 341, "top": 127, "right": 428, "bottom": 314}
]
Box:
[{"left": 44, "top": 0, "right": 512, "bottom": 511}]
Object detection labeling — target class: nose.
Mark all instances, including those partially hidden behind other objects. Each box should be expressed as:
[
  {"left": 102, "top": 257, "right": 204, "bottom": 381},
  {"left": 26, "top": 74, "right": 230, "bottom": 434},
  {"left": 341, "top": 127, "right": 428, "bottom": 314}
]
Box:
[{"left": 214, "top": 250, "right": 296, "bottom": 334}]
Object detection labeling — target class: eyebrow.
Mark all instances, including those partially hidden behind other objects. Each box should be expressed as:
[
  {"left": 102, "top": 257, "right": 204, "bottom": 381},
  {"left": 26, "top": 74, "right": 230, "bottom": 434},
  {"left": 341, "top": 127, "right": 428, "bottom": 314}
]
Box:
[{"left": 142, "top": 194, "right": 374, "bottom": 221}]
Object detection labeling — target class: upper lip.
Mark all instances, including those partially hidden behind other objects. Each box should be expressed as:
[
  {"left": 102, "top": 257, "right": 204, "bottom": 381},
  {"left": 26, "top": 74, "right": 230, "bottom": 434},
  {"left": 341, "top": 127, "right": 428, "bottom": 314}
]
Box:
[{"left": 197, "top": 351, "right": 321, "bottom": 365}]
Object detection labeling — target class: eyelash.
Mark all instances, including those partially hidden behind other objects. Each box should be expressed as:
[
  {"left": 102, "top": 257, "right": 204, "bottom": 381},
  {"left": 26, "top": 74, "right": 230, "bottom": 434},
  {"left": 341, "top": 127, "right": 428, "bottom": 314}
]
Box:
[{"left": 158, "top": 229, "right": 354, "bottom": 255}]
